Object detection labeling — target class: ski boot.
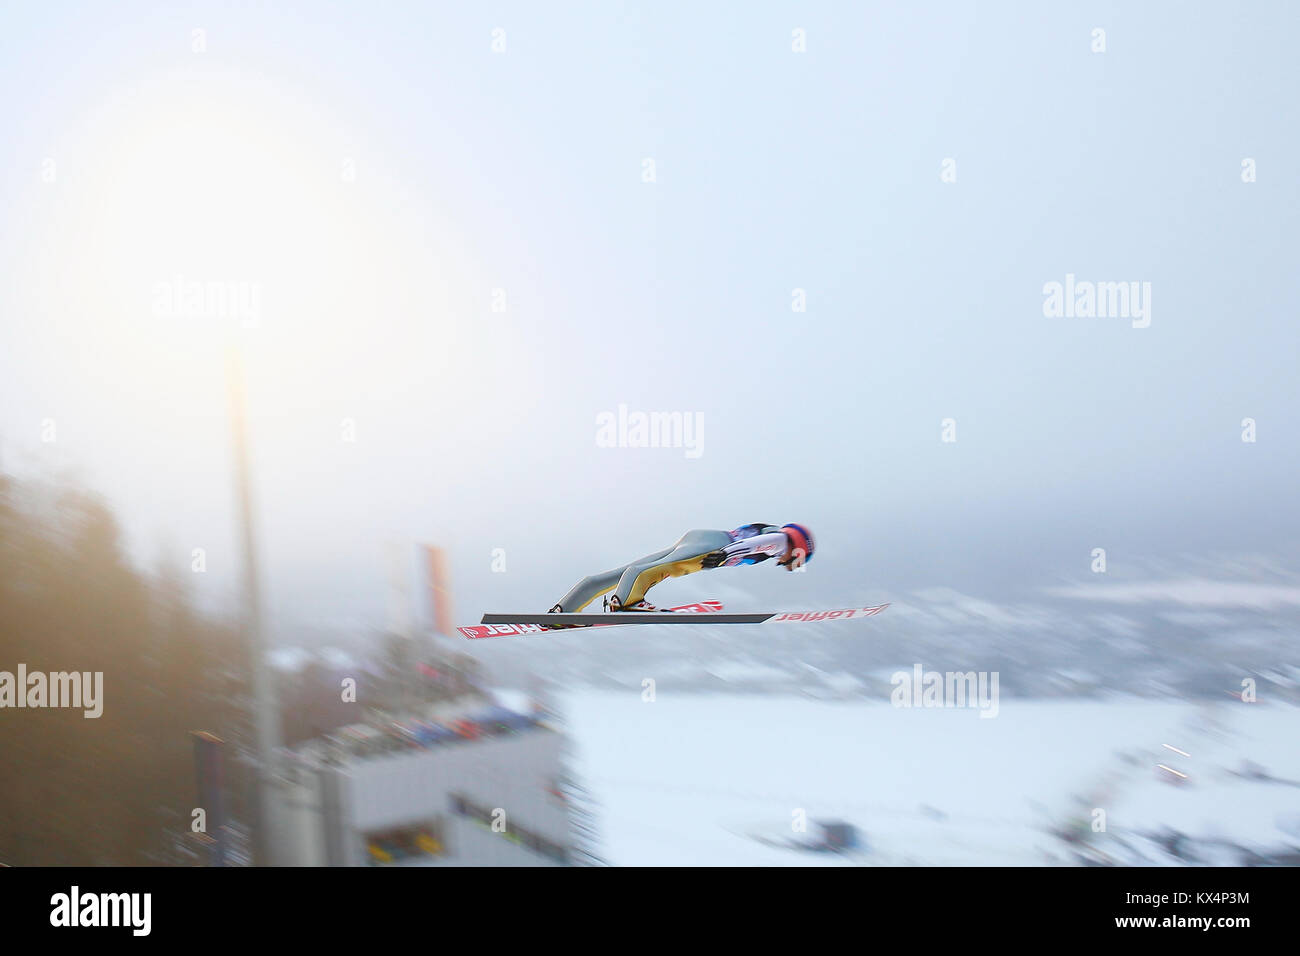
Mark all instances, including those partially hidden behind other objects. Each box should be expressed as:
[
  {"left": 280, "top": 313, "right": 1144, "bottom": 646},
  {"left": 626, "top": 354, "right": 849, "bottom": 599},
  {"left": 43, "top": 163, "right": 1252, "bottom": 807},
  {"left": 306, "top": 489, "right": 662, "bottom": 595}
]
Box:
[
  {"left": 606, "top": 594, "right": 657, "bottom": 612},
  {"left": 541, "top": 603, "right": 574, "bottom": 630}
]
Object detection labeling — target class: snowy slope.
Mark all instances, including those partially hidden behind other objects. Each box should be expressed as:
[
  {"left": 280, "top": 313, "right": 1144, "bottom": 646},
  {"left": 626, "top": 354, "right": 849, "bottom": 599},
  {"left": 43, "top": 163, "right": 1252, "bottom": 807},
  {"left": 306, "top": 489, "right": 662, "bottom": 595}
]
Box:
[{"left": 561, "top": 693, "right": 1300, "bottom": 866}]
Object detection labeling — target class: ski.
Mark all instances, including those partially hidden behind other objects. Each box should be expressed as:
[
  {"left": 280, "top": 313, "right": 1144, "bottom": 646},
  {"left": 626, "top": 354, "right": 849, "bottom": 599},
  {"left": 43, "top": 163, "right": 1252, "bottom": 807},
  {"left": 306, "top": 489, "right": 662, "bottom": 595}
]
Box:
[
  {"left": 456, "top": 600, "right": 723, "bottom": 639},
  {"left": 768, "top": 603, "right": 890, "bottom": 623},
  {"left": 458, "top": 602, "right": 888, "bottom": 639}
]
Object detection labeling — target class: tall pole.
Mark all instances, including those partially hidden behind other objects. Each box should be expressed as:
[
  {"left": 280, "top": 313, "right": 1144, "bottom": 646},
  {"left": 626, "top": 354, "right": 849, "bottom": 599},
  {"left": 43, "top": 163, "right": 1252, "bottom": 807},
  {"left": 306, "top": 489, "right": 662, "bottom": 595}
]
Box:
[{"left": 226, "top": 343, "right": 282, "bottom": 865}]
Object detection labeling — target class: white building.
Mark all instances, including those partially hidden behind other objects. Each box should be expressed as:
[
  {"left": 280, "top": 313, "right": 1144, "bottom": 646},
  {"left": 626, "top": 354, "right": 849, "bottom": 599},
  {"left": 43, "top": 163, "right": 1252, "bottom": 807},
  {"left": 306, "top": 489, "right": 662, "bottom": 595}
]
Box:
[{"left": 276, "top": 716, "right": 573, "bottom": 866}]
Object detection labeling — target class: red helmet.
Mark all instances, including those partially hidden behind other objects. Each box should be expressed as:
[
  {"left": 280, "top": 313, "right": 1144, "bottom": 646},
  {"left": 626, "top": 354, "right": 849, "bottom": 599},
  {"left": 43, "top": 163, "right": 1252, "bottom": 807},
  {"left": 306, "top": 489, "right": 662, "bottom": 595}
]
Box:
[{"left": 781, "top": 524, "right": 815, "bottom": 568}]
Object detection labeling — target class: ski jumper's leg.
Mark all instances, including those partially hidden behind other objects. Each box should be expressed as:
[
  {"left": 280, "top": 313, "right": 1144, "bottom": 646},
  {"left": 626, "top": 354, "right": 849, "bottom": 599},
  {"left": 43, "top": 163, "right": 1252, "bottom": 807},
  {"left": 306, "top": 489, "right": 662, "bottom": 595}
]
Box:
[
  {"left": 615, "top": 529, "right": 732, "bottom": 606},
  {"left": 556, "top": 545, "right": 676, "bottom": 612}
]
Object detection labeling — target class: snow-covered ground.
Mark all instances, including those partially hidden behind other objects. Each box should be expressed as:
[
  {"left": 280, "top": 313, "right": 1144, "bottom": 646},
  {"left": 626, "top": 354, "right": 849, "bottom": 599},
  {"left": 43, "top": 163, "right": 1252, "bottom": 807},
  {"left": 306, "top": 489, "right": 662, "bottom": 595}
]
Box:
[{"left": 561, "top": 692, "right": 1300, "bottom": 866}]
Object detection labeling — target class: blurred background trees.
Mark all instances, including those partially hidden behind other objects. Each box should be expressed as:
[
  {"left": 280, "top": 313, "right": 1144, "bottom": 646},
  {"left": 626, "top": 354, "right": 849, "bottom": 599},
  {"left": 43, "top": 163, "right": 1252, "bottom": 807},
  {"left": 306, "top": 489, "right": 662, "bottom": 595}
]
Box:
[{"left": 0, "top": 472, "right": 247, "bottom": 865}]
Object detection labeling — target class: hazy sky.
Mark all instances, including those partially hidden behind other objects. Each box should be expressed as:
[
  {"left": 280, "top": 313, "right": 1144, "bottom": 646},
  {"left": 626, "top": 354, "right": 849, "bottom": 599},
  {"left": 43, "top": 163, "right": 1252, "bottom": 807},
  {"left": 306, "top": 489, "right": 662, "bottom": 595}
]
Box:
[{"left": 2, "top": 2, "right": 1297, "bottom": 636}]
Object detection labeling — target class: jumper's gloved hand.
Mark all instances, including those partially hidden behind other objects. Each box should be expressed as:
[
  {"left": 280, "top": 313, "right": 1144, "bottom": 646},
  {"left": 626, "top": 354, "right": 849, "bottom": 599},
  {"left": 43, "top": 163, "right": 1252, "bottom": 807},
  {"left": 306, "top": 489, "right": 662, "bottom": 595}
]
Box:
[
  {"left": 701, "top": 550, "right": 729, "bottom": 569},
  {"left": 777, "top": 548, "right": 808, "bottom": 571}
]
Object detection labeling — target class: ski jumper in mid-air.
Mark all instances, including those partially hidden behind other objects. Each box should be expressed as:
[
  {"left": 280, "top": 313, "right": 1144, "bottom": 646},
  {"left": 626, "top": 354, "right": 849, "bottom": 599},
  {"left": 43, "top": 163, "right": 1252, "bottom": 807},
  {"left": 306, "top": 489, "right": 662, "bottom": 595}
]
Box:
[{"left": 550, "top": 523, "right": 815, "bottom": 613}]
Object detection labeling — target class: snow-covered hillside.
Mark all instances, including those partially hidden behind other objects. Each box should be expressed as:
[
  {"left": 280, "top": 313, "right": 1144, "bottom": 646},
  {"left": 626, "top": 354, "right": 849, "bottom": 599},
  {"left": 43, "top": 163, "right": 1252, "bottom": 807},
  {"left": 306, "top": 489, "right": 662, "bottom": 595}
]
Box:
[{"left": 561, "top": 693, "right": 1300, "bottom": 866}]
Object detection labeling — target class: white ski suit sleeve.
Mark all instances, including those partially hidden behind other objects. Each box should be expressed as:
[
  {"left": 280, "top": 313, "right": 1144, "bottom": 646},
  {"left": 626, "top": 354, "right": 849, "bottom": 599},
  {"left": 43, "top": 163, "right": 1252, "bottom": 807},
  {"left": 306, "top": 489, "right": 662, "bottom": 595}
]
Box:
[{"left": 712, "top": 529, "right": 790, "bottom": 567}]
